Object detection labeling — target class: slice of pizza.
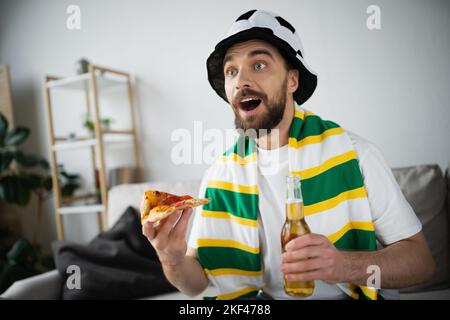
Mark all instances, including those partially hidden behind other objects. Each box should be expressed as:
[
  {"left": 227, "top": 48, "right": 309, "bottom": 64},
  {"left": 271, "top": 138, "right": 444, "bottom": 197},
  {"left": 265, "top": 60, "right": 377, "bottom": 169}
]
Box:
[{"left": 140, "top": 190, "right": 211, "bottom": 222}]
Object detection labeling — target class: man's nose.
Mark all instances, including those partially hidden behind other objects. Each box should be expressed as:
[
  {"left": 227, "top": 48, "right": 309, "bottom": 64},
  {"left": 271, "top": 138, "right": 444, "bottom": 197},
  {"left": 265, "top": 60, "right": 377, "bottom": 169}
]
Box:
[{"left": 235, "top": 68, "right": 253, "bottom": 90}]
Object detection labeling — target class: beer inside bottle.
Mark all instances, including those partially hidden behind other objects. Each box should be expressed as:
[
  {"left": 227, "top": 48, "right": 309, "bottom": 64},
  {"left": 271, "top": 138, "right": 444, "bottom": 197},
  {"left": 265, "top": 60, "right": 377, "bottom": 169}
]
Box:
[{"left": 281, "top": 175, "right": 315, "bottom": 297}]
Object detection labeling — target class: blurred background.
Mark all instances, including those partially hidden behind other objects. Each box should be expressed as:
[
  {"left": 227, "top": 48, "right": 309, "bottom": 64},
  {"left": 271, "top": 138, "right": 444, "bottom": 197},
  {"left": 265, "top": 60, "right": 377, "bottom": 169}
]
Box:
[{"left": 0, "top": 0, "right": 449, "bottom": 293}]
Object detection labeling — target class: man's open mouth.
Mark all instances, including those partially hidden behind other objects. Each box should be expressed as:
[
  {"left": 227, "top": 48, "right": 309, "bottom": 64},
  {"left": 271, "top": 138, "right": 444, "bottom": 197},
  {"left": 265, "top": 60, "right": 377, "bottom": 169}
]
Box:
[{"left": 238, "top": 97, "right": 262, "bottom": 111}]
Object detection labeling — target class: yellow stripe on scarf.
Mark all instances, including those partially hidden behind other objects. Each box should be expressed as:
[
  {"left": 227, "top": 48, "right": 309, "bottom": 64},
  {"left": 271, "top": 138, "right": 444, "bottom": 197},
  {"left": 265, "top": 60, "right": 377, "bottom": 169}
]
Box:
[
  {"left": 197, "top": 239, "right": 260, "bottom": 254},
  {"left": 288, "top": 127, "right": 345, "bottom": 149},
  {"left": 294, "top": 109, "right": 314, "bottom": 120},
  {"left": 304, "top": 187, "right": 368, "bottom": 216},
  {"left": 204, "top": 268, "right": 263, "bottom": 277},
  {"left": 348, "top": 284, "right": 377, "bottom": 300},
  {"left": 216, "top": 287, "right": 260, "bottom": 300},
  {"left": 218, "top": 152, "right": 257, "bottom": 165},
  {"left": 327, "top": 221, "right": 375, "bottom": 243},
  {"left": 207, "top": 180, "right": 258, "bottom": 195},
  {"left": 360, "top": 286, "right": 378, "bottom": 300},
  {"left": 290, "top": 150, "right": 358, "bottom": 180},
  {"left": 348, "top": 284, "right": 361, "bottom": 300},
  {"left": 201, "top": 210, "right": 258, "bottom": 227}
]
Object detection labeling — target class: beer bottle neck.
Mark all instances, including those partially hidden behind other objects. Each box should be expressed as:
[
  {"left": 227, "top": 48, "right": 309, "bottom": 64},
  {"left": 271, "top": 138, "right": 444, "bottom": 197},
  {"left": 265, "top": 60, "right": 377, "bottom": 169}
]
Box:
[
  {"left": 286, "top": 175, "right": 304, "bottom": 220},
  {"left": 285, "top": 201, "right": 305, "bottom": 221},
  {"left": 286, "top": 175, "right": 303, "bottom": 203}
]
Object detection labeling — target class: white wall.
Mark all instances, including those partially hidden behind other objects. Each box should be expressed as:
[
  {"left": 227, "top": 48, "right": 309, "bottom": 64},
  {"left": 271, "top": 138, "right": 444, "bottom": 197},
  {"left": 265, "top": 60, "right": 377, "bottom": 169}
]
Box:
[{"left": 1, "top": 0, "right": 449, "bottom": 249}]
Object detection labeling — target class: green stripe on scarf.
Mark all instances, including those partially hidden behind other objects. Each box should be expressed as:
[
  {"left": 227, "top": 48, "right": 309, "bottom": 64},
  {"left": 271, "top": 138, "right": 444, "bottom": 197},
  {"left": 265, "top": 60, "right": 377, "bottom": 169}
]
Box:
[
  {"left": 301, "top": 159, "right": 364, "bottom": 205},
  {"left": 333, "top": 229, "right": 377, "bottom": 251},
  {"left": 223, "top": 136, "right": 256, "bottom": 158},
  {"left": 204, "top": 188, "right": 259, "bottom": 220},
  {"left": 198, "top": 247, "right": 261, "bottom": 271},
  {"left": 290, "top": 115, "right": 340, "bottom": 140}
]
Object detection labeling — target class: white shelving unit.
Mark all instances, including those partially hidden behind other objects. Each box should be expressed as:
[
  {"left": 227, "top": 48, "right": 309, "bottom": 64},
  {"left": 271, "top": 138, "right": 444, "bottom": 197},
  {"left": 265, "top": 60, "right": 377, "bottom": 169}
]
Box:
[
  {"left": 46, "top": 71, "right": 126, "bottom": 91},
  {"left": 44, "top": 64, "right": 141, "bottom": 240},
  {"left": 51, "top": 135, "right": 133, "bottom": 152},
  {"left": 58, "top": 204, "right": 105, "bottom": 216}
]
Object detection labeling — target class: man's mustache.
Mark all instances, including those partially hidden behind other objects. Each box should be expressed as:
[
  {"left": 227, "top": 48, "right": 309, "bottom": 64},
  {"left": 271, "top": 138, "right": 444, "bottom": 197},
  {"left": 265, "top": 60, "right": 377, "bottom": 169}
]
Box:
[{"left": 232, "top": 88, "right": 267, "bottom": 107}]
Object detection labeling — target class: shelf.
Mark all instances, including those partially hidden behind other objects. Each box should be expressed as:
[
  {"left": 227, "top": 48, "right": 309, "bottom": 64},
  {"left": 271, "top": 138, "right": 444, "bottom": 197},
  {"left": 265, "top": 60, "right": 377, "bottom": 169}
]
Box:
[
  {"left": 52, "top": 138, "right": 97, "bottom": 151},
  {"left": 58, "top": 204, "right": 104, "bottom": 215},
  {"left": 46, "top": 72, "right": 126, "bottom": 91},
  {"left": 55, "top": 130, "right": 134, "bottom": 141},
  {"left": 102, "top": 129, "right": 134, "bottom": 135},
  {"left": 61, "top": 193, "right": 98, "bottom": 205},
  {"left": 52, "top": 134, "right": 133, "bottom": 152}
]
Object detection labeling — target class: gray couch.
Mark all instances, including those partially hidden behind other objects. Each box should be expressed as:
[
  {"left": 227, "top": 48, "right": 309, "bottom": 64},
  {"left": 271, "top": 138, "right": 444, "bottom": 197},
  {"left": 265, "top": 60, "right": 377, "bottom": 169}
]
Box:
[{"left": 2, "top": 164, "right": 450, "bottom": 300}]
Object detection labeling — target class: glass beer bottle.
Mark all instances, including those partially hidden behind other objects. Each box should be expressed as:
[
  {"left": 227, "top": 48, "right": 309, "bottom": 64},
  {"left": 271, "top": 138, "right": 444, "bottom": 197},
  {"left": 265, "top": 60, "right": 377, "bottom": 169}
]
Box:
[{"left": 281, "top": 175, "right": 315, "bottom": 297}]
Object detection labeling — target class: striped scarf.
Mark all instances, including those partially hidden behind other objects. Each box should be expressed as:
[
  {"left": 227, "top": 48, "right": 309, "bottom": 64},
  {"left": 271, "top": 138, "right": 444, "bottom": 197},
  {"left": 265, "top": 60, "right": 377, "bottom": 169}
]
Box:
[{"left": 195, "top": 105, "right": 378, "bottom": 300}]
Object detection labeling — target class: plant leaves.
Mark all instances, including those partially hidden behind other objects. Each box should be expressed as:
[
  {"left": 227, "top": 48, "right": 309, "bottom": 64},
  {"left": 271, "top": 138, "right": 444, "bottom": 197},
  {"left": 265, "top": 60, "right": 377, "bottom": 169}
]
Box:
[
  {"left": 58, "top": 165, "right": 80, "bottom": 181},
  {"left": 0, "top": 175, "right": 31, "bottom": 206},
  {"left": 4, "top": 127, "right": 30, "bottom": 147},
  {"left": 59, "top": 171, "right": 71, "bottom": 179},
  {"left": 61, "top": 183, "right": 80, "bottom": 197},
  {"left": 0, "top": 176, "right": 18, "bottom": 204},
  {"left": 15, "top": 176, "right": 32, "bottom": 206},
  {"left": 23, "top": 174, "right": 43, "bottom": 190},
  {"left": 0, "top": 183, "right": 5, "bottom": 200},
  {"left": 6, "top": 239, "right": 34, "bottom": 263},
  {"left": 43, "top": 176, "right": 52, "bottom": 191},
  {"left": 40, "top": 159, "right": 50, "bottom": 170},
  {"left": 65, "top": 173, "right": 80, "bottom": 181},
  {"left": 13, "top": 151, "right": 37, "bottom": 167},
  {"left": 0, "top": 151, "right": 14, "bottom": 171},
  {"left": 0, "top": 113, "right": 9, "bottom": 146},
  {"left": 12, "top": 151, "right": 46, "bottom": 168}
]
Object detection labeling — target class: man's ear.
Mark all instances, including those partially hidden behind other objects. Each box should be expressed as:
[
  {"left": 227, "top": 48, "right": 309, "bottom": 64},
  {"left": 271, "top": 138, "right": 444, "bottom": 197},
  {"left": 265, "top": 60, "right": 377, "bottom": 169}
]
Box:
[{"left": 287, "top": 69, "right": 299, "bottom": 94}]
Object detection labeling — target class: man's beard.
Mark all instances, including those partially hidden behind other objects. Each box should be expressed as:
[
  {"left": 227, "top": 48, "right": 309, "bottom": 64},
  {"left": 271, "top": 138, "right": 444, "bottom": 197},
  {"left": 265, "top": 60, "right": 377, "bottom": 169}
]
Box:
[{"left": 233, "top": 78, "right": 287, "bottom": 138}]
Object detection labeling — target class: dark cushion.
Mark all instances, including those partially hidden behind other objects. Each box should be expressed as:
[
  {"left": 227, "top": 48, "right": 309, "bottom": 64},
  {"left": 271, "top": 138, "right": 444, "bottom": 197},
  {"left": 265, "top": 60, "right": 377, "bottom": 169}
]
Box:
[
  {"left": 392, "top": 164, "right": 449, "bottom": 292},
  {"left": 52, "top": 207, "right": 176, "bottom": 299}
]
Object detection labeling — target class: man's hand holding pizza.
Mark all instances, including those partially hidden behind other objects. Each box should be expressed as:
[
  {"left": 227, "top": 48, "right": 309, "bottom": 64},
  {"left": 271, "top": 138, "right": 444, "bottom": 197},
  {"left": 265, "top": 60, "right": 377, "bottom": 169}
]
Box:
[
  {"left": 142, "top": 207, "right": 193, "bottom": 267},
  {"left": 140, "top": 190, "right": 211, "bottom": 296}
]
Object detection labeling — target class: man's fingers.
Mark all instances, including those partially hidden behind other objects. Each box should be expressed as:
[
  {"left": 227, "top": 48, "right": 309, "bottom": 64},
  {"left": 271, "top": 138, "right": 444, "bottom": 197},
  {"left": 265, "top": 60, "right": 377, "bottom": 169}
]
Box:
[
  {"left": 285, "top": 233, "right": 329, "bottom": 251},
  {"left": 281, "top": 257, "right": 326, "bottom": 274},
  {"left": 142, "top": 220, "right": 156, "bottom": 241},
  {"left": 172, "top": 207, "right": 193, "bottom": 238},
  {"left": 142, "top": 207, "right": 192, "bottom": 249},
  {"left": 153, "top": 210, "right": 182, "bottom": 244},
  {"left": 281, "top": 245, "right": 325, "bottom": 262}
]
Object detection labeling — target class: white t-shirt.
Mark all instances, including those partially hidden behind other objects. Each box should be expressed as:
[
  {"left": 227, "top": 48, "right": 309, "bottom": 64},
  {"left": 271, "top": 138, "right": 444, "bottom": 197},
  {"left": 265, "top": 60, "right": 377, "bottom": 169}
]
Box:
[{"left": 188, "top": 131, "right": 422, "bottom": 299}]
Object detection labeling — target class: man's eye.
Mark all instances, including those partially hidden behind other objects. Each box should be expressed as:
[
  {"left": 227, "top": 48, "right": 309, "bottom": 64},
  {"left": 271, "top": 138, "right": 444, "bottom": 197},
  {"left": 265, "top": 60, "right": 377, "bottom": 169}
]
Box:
[
  {"left": 225, "top": 68, "right": 237, "bottom": 77},
  {"left": 254, "top": 62, "right": 266, "bottom": 71}
]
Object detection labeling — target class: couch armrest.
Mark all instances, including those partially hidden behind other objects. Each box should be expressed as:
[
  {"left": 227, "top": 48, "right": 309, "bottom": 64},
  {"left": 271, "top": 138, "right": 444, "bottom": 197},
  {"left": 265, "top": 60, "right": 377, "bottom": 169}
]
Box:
[{"left": 0, "top": 270, "right": 62, "bottom": 300}]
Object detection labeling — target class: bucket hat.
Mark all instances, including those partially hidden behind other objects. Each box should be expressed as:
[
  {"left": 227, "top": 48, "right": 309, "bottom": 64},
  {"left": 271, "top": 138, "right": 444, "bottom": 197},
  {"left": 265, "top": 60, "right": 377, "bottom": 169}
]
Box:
[{"left": 207, "top": 9, "right": 318, "bottom": 105}]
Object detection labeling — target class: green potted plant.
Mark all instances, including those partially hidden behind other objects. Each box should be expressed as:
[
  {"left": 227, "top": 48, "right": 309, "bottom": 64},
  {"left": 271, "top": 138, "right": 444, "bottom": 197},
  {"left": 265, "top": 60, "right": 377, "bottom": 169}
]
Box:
[
  {"left": 82, "top": 114, "right": 114, "bottom": 137},
  {"left": 58, "top": 164, "right": 81, "bottom": 198},
  {"left": 0, "top": 113, "right": 54, "bottom": 294}
]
